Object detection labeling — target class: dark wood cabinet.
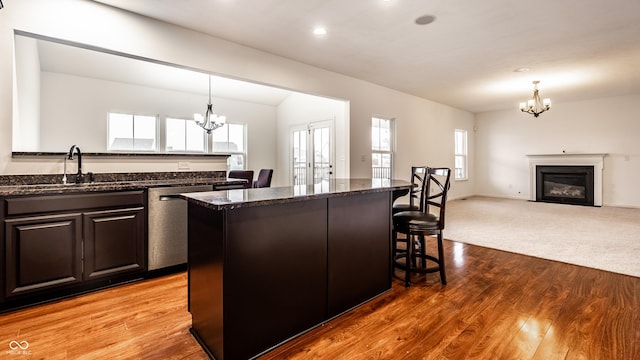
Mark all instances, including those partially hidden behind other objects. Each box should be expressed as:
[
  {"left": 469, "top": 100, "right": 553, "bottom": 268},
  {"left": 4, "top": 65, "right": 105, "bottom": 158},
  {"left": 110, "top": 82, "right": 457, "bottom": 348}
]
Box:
[
  {"left": 327, "top": 192, "right": 391, "bottom": 317},
  {"left": 1, "top": 191, "right": 146, "bottom": 309},
  {"left": 4, "top": 213, "right": 83, "bottom": 297},
  {"left": 83, "top": 207, "right": 145, "bottom": 280}
]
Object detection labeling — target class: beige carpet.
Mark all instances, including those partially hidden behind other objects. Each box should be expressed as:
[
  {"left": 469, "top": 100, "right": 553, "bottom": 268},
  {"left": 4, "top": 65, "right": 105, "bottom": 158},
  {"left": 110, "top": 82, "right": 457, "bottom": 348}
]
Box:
[{"left": 445, "top": 196, "right": 640, "bottom": 278}]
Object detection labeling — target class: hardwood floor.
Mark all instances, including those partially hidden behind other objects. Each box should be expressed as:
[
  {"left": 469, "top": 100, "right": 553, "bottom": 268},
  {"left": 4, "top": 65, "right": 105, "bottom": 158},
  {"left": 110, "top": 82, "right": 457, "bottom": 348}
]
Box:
[
  {"left": 0, "top": 273, "right": 208, "bottom": 360},
  {"left": 1, "top": 240, "right": 638, "bottom": 359}
]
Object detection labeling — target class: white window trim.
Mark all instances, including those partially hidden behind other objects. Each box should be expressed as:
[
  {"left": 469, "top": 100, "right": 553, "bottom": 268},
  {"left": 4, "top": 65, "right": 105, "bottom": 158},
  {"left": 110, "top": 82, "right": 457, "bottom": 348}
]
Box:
[
  {"left": 164, "top": 116, "right": 207, "bottom": 153},
  {"left": 372, "top": 116, "right": 394, "bottom": 180},
  {"left": 107, "top": 112, "right": 159, "bottom": 152},
  {"left": 212, "top": 123, "right": 248, "bottom": 170},
  {"left": 454, "top": 129, "right": 468, "bottom": 181}
]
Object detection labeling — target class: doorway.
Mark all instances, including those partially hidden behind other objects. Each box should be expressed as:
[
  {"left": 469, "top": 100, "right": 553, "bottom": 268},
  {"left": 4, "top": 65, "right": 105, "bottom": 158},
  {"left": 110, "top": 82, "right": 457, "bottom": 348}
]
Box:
[{"left": 291, "top": 120, "right": 334, "bottom": 186}]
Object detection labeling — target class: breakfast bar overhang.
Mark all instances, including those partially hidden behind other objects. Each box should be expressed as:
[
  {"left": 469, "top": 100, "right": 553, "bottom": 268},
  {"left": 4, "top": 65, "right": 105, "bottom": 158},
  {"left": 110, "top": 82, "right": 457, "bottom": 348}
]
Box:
[{"left": 182, "top": 179, "right": 411, "bottom": 360}]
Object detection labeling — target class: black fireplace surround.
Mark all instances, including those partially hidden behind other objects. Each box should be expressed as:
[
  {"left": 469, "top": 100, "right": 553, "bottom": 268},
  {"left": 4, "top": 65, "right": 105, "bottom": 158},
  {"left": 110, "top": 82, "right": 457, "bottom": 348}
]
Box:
[{"left": 536, "top": 165, "right": 595, "bottom": 206}]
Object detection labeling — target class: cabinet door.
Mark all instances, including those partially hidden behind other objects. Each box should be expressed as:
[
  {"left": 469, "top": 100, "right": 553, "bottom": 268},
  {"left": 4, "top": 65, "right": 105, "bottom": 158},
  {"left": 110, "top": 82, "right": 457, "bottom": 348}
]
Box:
[
  {"left": 4, "top": 213, "right": 83, "bottom": 298},
  {"left": 83, "top": 207, "right": 145, "bottom": 280}
]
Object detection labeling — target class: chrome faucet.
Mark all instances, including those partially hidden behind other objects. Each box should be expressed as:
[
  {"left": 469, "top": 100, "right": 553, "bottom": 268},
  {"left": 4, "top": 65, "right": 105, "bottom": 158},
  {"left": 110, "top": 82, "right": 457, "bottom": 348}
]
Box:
[
  {"left": 62, "top": 155, "right": 68, "bottom": 184},
  {"left": 68, "top": 145, "right": 83, "bottom": 184}
]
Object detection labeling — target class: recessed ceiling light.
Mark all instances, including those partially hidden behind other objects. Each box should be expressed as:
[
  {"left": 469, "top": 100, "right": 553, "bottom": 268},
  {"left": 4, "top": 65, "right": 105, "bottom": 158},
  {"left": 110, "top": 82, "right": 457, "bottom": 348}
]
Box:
[
  {"left": 514, "top": 67, "right": 531, "bottom": 72},
  {"left": 415, "top": 15, "right": 436, "bottom": 26},
  {"left": 313, "top": 27, "right": 327, "bottom": 36}
]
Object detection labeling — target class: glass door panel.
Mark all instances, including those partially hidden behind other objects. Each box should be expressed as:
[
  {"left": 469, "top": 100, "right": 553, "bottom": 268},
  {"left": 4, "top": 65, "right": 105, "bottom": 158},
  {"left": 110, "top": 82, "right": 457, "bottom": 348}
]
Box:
[{"left": 290, "top": 120, "right": 334, "bottom": 186}]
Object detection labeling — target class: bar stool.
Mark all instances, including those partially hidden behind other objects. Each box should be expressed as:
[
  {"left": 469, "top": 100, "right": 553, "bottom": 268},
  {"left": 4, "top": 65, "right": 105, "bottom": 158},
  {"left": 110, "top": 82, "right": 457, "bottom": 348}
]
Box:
[
  {"left": 228, "top": 170, "right": 254, "bottom": 189},
  {"left": 392, "top": 167, "right": 451, "bottom": 287},
  {"left": 253, "top": 169, "right": 273, "bottom": 188},
  {"left": 392, "top": 166, "right": 428, "bottom": 260},
  {"left": 392, "top": 166, "right": 428, "bottom": 214}
]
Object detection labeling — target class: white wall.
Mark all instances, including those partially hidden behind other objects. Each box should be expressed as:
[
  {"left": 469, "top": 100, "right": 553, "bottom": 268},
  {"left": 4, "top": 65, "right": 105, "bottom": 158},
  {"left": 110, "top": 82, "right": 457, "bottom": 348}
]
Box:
[
  {"left": 13, "top": 34, "right": 40, "bottom": 151},
  {"left": 36, "top": 72, "right": 278, "bottom": 165},
  {"left": 231, "top": 99, "right": 278, "bottom": 176},
  {"left": 475, "top": 94, "right": 640, "bottom": 208},
  {"left": 1, "top": 0, "right": 474, "bottom": 192},
  {"left": 364, "top": 86, "right": 476, "bottom": 200}
]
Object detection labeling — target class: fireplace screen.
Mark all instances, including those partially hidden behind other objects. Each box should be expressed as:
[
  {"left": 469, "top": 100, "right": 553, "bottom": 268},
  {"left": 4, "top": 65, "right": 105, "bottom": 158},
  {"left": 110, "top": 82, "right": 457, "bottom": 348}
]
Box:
[
  {"left": 544, "top": 174, "right": 586, "bottom": 199},
  {"left": 536, "top": 165, "right": 594, "bottom": 206}
]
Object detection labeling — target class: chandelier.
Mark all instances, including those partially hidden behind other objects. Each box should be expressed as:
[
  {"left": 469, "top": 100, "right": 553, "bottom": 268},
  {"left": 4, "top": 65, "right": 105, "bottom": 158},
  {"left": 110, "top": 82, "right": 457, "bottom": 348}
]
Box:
[
  {"left": 194, "top": 75, "right": 226, "bottom": 133},
  {"left": 519, "top": 80, "right": 551, "bottom": 117}
]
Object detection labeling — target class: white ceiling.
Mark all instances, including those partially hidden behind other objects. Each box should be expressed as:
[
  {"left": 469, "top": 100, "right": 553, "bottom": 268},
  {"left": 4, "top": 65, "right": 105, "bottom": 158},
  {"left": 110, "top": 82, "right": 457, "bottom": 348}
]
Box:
[{"left": 93, "top": 0, "right": 640, "bottom": 113}]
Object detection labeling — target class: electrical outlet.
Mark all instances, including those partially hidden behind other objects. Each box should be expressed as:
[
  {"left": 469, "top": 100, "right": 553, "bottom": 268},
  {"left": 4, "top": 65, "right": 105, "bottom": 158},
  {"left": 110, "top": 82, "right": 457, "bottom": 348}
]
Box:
[{"left": 178, "top": 161, "right": 190, "bottom": 170}]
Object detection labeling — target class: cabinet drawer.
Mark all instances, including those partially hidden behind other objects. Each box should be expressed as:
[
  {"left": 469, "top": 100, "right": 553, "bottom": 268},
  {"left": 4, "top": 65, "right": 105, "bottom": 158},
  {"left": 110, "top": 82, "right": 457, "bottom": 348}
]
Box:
[{"left": 4, "top": 191, "right": 145, "bottom": 216}]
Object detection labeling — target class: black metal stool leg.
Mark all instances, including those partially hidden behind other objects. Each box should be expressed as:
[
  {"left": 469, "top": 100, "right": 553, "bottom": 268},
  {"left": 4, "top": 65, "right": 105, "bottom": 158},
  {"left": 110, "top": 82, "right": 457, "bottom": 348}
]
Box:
[
  {"left": 437, "top": 233, "right": 447, "bottom": 285},
  {"left": 418, "top": 235, "right": 426, "bottom": 269},
  {"left": 405, "top": 234, "right": 412, "bottom": 287},
  {"left": 392, "top": 229, "right": 397, "bottom": 259}
]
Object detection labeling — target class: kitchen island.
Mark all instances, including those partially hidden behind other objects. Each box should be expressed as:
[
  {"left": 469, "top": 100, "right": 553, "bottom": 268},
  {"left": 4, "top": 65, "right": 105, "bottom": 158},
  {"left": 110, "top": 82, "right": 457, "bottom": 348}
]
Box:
[{"left": 182, "top": 179, "right": 411, "bottom": 360}]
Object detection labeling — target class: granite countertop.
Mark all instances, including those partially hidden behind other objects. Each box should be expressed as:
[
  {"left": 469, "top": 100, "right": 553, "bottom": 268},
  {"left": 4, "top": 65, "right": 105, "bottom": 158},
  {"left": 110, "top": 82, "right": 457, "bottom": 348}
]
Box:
[
  {"left": 0, "top": 171, "right": 246, "bottom": 196},
  {"left": 182, "top": 178, "right": 412, "bottom": 211}
]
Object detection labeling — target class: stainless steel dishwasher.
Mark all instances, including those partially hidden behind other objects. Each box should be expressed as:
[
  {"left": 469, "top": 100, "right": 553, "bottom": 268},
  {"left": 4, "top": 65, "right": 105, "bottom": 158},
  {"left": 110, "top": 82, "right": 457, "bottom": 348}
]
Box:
[{"left": 147, "top": 185, "right": 212, "bottom": 270}]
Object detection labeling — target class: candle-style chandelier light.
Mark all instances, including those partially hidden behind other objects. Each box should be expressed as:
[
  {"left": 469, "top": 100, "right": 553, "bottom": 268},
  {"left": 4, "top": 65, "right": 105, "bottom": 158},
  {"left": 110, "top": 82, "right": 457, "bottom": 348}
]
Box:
[
  {"left": 194, "top": 75, "right": 226, "bottom": 133},
  {"left": 519, "top": 80, "right": 551, "bottom": 117}
]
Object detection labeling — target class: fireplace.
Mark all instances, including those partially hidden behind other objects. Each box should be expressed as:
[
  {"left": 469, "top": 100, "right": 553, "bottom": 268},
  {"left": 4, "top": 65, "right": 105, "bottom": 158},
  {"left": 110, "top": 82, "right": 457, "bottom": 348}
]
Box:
[
  {"left": 527, "top": 153, "right": 605, "bottom": 207},
  {"left": 536, "top": 165, "right": 594, "bottom": 206}
]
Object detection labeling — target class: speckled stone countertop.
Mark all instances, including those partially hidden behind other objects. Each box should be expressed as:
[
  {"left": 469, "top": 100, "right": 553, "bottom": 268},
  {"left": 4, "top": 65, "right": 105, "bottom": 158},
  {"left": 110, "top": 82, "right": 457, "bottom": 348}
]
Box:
[
  {"left": 0, "top": 171, "right": 246, "bottom": 196},
  {"left": 182, "top": 178, "right": 412, "bottom": 211}
]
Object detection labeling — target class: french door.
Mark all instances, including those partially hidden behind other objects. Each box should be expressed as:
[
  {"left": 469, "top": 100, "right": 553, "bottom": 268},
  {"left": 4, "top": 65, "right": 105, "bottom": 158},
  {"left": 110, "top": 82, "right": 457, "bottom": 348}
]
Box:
[{"left": 291, "top": 120, "right": 334, "bottom": 186}]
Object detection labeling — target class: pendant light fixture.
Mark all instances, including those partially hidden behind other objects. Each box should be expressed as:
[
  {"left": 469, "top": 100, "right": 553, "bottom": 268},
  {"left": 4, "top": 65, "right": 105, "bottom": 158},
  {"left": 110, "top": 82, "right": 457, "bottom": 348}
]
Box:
[
  {"left": 194, "top": 75, "right": 225, "bottom": 133},
  {"left": 519, "top": 80, "right": 551, "bottom": 117}
]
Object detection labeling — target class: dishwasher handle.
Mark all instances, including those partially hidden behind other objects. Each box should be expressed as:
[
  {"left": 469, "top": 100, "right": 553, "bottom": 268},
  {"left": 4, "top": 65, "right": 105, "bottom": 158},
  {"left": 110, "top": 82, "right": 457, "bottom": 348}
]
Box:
[{"left": 159, "top": 194, "right": 185, "bottom": 201}]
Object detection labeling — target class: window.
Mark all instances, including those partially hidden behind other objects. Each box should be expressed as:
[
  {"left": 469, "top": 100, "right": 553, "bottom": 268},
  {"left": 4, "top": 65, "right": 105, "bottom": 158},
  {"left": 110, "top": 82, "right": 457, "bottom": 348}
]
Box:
[
  {"left": 454, "top": 129, "right": 468, "bottom": 180},
  {"left": 372, "top": 117, "right": 393, "bottom": 179},
  {"left": 166, "top": 117, "right": 206, "bottom": 152},
  {"left": 212, "top": 123, "right": 247, "bottom": 170},
  {"left": 108, "top": 112, "right": 157, "bottom": 151}
]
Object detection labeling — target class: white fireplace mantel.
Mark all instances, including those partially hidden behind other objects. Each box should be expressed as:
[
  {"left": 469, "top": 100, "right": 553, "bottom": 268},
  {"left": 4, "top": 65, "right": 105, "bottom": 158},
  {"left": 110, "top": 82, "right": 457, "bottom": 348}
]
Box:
[{"left": 526, "top": 153, "right": 607, "bottom": 206}]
